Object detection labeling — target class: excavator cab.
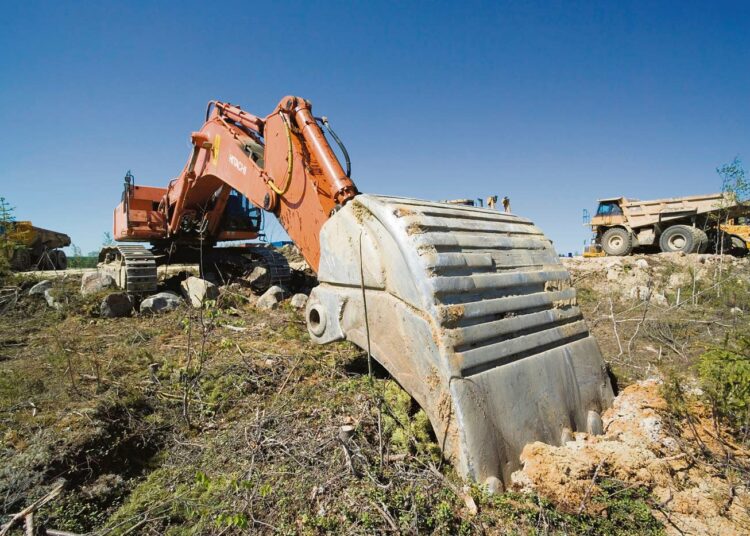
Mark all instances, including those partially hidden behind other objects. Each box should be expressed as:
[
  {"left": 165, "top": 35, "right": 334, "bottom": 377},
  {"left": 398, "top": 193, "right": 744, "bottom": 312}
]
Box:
[{"left": 219, "top": 190, "right": 262, "bottom": 233}]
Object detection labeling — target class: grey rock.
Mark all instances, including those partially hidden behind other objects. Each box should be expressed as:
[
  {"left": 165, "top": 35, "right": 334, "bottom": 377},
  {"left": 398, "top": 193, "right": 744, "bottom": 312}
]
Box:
[
  {"left": 100, "top": 293, "right": 134, "bottom": 318},
  {"left": 140, "top": 291, "right": 182, "bottom": 314},
  {"left": 290, "top": 293, "right": 308, "bottom": 309},
  {"left": 29, "top": 280, "right": 52, "bottom": 296},
  {"left": 256, "top": 285, "right": 285, "bottom": 310},
  {"left": 180, "top": 276, "right": 219, "bottom": 307},
  {"left": 245, "top": 266, "right": 268, "bottom": 286},
  {"left": 731, "top": 307, "right": 744, "bottom": 315},
  {"left": 634, "top": 259, "right": 649, "bottom": 269},
  {"left": 81, "top": 272, "right": 115, "bottom": 296},
  {"left": 43, "top": 289, "right": 61, "bottom": 309}
]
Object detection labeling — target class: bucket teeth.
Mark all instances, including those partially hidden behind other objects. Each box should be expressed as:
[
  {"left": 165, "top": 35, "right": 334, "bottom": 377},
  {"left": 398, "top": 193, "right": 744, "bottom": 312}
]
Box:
[{"left": 307, "top": 194, "right": 614, "bottom": 486}]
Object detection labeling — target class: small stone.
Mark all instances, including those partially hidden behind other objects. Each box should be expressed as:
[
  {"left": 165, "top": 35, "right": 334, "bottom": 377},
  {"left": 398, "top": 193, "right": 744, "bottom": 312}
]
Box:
[
  {"left": 100, "top": 293, "right": 134, "bottom": 318},
  {"left": 651, "top": 292, "right": 668, "bottom": 306},
  {"left": 484, "top": 476, "right": 503, "bottom": 494},
  {"left": 290, "top": 293, "right": 308, "bottom": 309},
  {"left": 289, "top": 260, "right": 310, "bottom": 272},
  {"left": 256, "top": 285, "right": 285, "bottom": 310},
  {"left": 140, "top": 291, "right": 182, "bottom": 314},
  {"left": 634, "top": 259, "right": 649, "bottom": 269},
  {"left": 180, "top": 276, "right": 219, "bottom": 307},
  {"left": 629, "top": 286, "right": 652, "bottom": 301},
  {"left": 606, "top": 268, "right": 620, "bottom": 281},
  {"left": 730, "top": 307, "right": 744, "bottom": 315},
  {"left": 81, "top": 272, "right": 115, "bottom": 296},
  {"left": 29, "top": 280, "right": 52, "bottom": 296}
]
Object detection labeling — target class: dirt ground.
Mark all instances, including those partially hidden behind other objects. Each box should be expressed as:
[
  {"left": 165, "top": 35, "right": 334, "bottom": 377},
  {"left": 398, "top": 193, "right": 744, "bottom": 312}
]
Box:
[
  {"left": 513, "top": 380, "right": 750, "bottom": 535},
  {"left": 0, "top": 250, "right": 748, "bottom": 534}
]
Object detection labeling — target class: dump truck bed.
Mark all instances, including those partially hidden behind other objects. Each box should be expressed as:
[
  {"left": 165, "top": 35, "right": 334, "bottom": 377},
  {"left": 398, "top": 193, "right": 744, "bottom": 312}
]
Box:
[
  {"left": 616, "top": 193, "right": 733, "bottom": 229},
  {"left": 25, "top": 224, "right": 71, "bottom": 251}
]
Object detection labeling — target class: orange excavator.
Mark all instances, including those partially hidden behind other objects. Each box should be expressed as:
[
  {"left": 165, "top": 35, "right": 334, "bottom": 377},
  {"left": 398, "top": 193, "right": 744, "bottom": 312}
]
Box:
[{"left": 102, "top": 96, "right": 614, "bottom": 489}]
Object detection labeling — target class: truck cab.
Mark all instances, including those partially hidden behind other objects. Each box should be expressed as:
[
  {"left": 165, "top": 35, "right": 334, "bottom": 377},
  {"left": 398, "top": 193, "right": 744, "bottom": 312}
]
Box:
[{"left": 590, "top": 198, "right": 626, "bottom": 228}]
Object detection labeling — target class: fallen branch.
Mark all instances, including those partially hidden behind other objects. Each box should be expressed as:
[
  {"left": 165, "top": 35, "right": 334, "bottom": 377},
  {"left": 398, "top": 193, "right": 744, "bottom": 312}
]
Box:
[
  {"left": 372, "top": 501, "right": 398, "bottom": 531},
  {"left": 0, "top": 483, "right": 64, "bottom": 536},
  {"left": 223, "top": 324, "right": 248, "bottom": 332},
  {"left": 578, "top": 456, "right": 607, "bottom": 514},
  {"left": 609, "top": 298, "right": 624, "bottom": 358}
]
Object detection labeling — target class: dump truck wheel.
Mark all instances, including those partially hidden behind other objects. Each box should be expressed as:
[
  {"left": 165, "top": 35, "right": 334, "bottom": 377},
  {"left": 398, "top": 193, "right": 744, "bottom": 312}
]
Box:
[
  {"left": 730, "top": 236, "right": 748, "bottom": 257},
  {"left": 692, "top": 228, "right": 709, "bottom": 253},
  {"left": 601, "top": 227, "right": 632, "bottom": 256},
  {"left": 659, "top": 225, "right": 696, "bottom": 253},
  {"left": 52, "top": 250, "right": 68, "bottom": 270},
  {"left": 10, "top": 248, "right": 31, "bottom": 271}
]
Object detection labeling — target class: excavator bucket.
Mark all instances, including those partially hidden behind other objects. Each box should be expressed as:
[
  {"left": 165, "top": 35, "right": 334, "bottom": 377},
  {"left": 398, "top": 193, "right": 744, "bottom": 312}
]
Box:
[{"left": 306, "top": 195, "right": 614, "bottom": 487}]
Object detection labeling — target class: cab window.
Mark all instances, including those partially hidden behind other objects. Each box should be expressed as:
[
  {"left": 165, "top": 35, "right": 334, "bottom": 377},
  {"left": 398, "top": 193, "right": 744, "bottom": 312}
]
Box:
[{"left": 596, "top": 202, "right": 622, "bottom": 216}]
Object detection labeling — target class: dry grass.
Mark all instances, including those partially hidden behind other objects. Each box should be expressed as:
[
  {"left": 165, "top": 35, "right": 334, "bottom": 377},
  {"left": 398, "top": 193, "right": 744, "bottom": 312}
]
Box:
[{"left": 3, "top": 253, "right": 747, "bottom": 534}]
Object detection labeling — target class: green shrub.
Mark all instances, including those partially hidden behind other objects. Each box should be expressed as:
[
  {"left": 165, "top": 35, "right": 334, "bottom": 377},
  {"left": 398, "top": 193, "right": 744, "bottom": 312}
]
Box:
[{"left": 697, "top": 336, "right": 750, "bottom": 435}]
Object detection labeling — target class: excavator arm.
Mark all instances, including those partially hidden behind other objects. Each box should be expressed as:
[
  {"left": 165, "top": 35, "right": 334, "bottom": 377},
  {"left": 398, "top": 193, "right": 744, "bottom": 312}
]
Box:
[
  {"left": 110, "top": 96, "right": 614, "bottom": 488},
  {"left": 157, "top": 96, "right": 357, "bottom": 270}
]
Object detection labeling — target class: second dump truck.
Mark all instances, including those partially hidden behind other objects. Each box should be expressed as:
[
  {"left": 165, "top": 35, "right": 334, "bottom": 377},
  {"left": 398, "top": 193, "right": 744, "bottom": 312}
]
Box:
[
  {"left": 587, "top": 193, "right": 750, "bottom": 256},
  {"left": 0, "top": 221, "right": 70, "bottom": 270}
]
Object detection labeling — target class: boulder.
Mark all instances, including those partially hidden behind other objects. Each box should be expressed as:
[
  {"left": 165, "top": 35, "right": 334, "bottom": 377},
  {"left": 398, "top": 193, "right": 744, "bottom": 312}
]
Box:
[
  {"left": 43, "top": 289, "right": 61, "bottom": 309},
  {"left": 100, "top": 293, "right": 134, "bottom": 318},
  {"left": 140, "top": 292, "right": 182, "bottom": 314},
  {"left": 256, "top": 285, "right": 286, "bottom": 310},
  {"left": 180, "top": 276, "right": 219, "bottom": 307},
  {"left": 290, "top": 293, "right": 308, "bottom": 309},
  {"left": 29, "top": 280, "right": 53, "bottom": 296},
  {"left": 81, "top": 272, "right": 115, "bottom": 296}
]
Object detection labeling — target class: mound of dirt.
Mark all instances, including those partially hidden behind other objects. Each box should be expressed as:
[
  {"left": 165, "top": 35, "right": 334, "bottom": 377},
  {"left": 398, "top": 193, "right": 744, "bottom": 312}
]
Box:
[
  {"left": 511, "top": 380, "right": 750, "bottom": 535},
  {"left": 562, "top": 253, "right": 749, "bottom": 303}
]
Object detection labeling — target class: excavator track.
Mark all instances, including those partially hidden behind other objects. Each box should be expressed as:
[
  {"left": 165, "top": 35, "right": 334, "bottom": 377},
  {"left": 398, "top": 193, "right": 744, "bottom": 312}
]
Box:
[
  {"left": 244, "top": 246, "right": 292, "bottom": 289},
  {"left": 202, "top": 245, "right": 292, "bottom": 292},
  {"left": 307, "top": 195, "right": 614, "bottom": 488},
  {"left": 98, "top": 245, "right": 158, "bottom": 293}
]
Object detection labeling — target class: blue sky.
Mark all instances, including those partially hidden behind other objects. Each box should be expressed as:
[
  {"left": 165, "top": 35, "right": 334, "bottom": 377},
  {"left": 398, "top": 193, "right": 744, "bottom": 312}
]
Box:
[{"left": 1, "top": 1, "right": 748, "bottom": 255}]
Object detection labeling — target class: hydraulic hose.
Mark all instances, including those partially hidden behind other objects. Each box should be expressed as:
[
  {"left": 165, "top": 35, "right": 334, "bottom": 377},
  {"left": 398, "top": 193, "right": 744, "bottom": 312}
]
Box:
[{"left": 317, "top": 117, "right": 351, "bottom": 178}]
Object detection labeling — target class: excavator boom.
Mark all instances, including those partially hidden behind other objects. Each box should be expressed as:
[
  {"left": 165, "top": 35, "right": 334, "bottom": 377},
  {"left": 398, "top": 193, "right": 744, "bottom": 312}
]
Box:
[{"left": 108, "top": 96, "right": 614, "bottom": 487}]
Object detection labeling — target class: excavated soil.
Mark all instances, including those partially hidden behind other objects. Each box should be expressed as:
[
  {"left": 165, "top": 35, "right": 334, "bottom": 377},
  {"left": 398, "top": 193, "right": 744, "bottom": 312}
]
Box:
[{"left": 512, "top": 380, "right": 750, "bottom": 535}]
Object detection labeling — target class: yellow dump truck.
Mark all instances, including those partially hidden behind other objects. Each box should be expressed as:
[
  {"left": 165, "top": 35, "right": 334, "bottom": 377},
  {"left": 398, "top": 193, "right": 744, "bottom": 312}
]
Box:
[
  {"left": 0, "top": 221, "right": 71, "bottom": 270},
  {"left": 586, "top": 193, "right": 749, "bottom": 256}
]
